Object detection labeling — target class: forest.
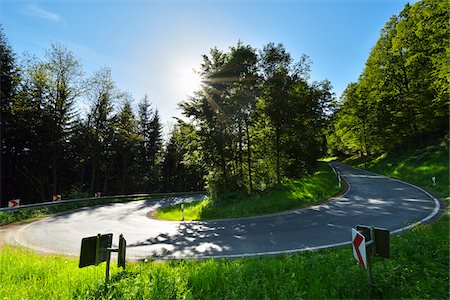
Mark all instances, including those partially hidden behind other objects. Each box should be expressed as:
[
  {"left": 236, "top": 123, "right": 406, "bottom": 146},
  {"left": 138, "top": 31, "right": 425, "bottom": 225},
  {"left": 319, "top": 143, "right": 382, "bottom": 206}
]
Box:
[
  {"left": 327, "top": 0, "right": 448, "bottom": 156},
  {"left": 1, "top": 0, "right": 448, "bottom": 207}
]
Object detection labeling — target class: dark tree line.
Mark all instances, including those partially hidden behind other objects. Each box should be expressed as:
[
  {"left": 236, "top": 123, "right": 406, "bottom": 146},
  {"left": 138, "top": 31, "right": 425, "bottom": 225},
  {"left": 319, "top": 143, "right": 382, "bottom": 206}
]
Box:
[
  {"left": 0, "top": 27, "right": 201, "bottom": 207},
  {"left": 327, "top": 0, "right": 449, "bottom": 156},
  {"left": 180, "top": 42, "right": 333, "bottom": 196}
]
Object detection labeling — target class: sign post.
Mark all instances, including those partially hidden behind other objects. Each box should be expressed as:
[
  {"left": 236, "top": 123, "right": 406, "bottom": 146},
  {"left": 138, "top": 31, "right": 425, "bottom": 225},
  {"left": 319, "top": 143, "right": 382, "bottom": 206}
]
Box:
[
  {"left": 79, "top": 233, "right": 126, "bottom": 284},
  {"left": 118, "top": 234, "right": 126, "bottom": 269},
  {"left": 352, "top": 225, "right": 390, "bottom": 285},
  {"left": 181, "top": 203, "right": 184, "bottom": 221}
]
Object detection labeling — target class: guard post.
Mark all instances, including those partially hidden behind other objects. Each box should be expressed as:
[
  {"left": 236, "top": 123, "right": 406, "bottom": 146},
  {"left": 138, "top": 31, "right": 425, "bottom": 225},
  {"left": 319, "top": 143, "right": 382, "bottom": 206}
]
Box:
[{"left": 79, "top": 233, "right": 127, "bottom": 283}]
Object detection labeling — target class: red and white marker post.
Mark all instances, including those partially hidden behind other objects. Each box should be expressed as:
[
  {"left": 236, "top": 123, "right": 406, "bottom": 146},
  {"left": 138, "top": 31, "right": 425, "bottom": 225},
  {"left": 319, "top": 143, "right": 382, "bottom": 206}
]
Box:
[
  {"left": 8, "top": 199, "right": 20, "bottom": 207},
  {"left": 52, "top": 194, "right": 62, "bottom": 201}
]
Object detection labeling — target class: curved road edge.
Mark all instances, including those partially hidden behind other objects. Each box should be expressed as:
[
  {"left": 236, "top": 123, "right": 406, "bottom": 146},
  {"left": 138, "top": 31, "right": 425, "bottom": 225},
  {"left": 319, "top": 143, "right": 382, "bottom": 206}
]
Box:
[
  {"left": 147, "top": 162, "right": 443, "bottom": 260},
  {"left": 345, "top": 166, "right": 443, "bottom": 234}
]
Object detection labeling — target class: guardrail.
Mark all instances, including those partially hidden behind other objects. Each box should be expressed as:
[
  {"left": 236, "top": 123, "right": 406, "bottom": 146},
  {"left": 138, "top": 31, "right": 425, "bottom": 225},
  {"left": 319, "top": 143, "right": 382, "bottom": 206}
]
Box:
[{"left": 0, "top": 191, "right": 206, "bottom": 212}]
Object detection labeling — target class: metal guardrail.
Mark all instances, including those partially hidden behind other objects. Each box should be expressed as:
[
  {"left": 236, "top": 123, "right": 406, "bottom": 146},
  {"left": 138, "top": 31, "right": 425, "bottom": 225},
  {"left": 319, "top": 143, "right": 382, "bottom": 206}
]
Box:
[{"left": 0, "top": 191, "right": 206, "bottom": 212}]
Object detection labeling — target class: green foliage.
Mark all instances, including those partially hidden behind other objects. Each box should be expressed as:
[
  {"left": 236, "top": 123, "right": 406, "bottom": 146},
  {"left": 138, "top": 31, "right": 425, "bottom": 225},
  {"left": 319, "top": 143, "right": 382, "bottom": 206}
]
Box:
[
  {"left": 156, "top": 162, "right": 339, "bottom": 220},
  {"left": 160, "top": 122, "right": 205, "bottom": 192},
  {"left": 180, "top": 42, "right": 333, "bottom": 197},
  {"left": 328, "top": 0, "right": 449, "bottom": 156},
  {"left": 66, "top": 185, "right": 90, "bottom": 199},
  {"left": 1, "top": 209, "right": 448, "bottom": 299}
]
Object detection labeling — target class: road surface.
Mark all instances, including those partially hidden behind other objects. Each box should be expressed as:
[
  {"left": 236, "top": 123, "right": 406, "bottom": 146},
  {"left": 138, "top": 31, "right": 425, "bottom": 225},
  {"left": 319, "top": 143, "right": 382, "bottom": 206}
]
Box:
[{"left": 3, "top": 163, "right": 440, "bottom": 260}]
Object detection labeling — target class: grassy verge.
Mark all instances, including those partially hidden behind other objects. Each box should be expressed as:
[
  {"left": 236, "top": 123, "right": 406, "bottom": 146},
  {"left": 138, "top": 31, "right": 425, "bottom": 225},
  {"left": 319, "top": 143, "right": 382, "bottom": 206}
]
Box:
[
  {"left": 0, "top": 197, "right": 150, "bottom": 226},
  {"left": 155, "top": 162, "right": 340, "bottom": 221},
  {"left": 1, "top": 207, "right": 448, "bottom": 299},
  {"left": 344, "top": 138, "right": 449, "bottom": 199}
]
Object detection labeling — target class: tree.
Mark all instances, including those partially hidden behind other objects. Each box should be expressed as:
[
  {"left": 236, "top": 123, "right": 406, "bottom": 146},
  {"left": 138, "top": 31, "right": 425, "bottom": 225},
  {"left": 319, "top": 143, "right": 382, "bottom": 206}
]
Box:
[
  {"left": 84, "top": 67, "right": 117, "bottom": 194},
  {"left": 161, "top": 121, "right": 206, "bottom": 192},
  {"left": 0, "top": 26, "right": 21, "bottom": 205},
  {"left": 113, "top": 97, "right": 138, "bottom": 194},
  {"left": 134, "top": 94, "right": 162, "bottom": 192},
  {"left": 45, "top": 44, "right": 83, "bottom": 196},
  {"left": 181, "top": 42, "right": 332, "bottom": 198}
]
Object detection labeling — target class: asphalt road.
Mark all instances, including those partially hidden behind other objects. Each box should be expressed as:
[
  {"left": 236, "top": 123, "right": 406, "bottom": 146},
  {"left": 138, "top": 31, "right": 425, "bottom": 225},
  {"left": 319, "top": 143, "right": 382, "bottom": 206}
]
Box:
[{"left": 4, "top": 163, "right": 440, "bottom": 260}]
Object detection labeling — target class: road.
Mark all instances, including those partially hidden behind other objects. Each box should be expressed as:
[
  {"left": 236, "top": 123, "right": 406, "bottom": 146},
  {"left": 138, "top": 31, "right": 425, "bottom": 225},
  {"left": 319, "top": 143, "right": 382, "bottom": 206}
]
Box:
[{"left": 3, "top": 163, "right": 440, "bottom": 260}]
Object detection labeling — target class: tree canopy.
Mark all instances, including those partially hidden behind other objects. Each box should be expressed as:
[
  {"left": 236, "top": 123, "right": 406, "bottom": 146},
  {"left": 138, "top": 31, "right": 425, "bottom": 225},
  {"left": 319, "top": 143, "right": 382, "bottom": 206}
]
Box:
[
  {"left": 328, "top": 0, "right": 449, "bottom": 156},
  {"left": 180, "top": 42, "right": 333, "bottom": 196}
]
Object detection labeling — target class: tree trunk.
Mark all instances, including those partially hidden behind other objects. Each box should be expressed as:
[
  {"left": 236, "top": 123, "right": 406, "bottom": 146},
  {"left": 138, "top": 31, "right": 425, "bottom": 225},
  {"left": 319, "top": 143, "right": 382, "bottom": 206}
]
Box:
[
  {"left": 238, "top": 120, "right": 243, "bottom": 180},
  {"left": 103, "top": 163, "right": 110, "bottom": 195},
  {"left": 275, "top": 126, "right": 281, "bottom": 185},
  {"left": 52, "top": 153, "right": 58, "bottom": 195},
  {"left": 245, "top": 120, "right": 253, "bottom": 193},
  {"left": 90, "top": 157, "right": 96, "bottom": 193},
  {"left": 17, "top": 165, "right": 47, "bottom": 201}
]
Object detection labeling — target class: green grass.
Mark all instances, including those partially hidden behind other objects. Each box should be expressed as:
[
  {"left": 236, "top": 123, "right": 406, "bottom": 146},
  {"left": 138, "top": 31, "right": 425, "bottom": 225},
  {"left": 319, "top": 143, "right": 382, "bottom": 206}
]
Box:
[
  {"left": 156, "top": 162, "right": 340, "bottom": 221},
  {"left": 345, "top": 138, "right": 449, "bottom": 199},
  {"left": 1, "top": 208, "right": 448, "bottom": 299}
]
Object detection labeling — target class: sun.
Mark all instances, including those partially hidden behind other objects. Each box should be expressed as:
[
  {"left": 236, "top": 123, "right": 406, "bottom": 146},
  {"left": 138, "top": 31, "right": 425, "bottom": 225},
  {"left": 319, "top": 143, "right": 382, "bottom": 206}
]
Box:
[{"left": 178, "top": 66, "right": 202, "bottom": 95}]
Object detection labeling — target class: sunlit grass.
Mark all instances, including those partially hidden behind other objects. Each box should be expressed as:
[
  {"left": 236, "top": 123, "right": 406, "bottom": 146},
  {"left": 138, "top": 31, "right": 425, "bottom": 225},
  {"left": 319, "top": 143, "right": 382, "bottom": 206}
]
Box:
[
  {"left": 346, "top": 139, "right": 448, "bottom": 199},
  {"left": 154, "top": 199, "right": 211, "bottom": 221},
  {"left": 320, "top": 156, "right": 338, "bottom": 162},
  {"left": 156, "top": 162, "right": 340, "bottom": 221}
]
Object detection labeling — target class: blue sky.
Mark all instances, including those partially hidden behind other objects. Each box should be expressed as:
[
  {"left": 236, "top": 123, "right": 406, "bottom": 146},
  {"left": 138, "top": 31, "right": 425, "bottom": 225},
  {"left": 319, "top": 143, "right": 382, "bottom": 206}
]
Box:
[{"left": 1, "top": 0, "right": 412, "bottom": 128}]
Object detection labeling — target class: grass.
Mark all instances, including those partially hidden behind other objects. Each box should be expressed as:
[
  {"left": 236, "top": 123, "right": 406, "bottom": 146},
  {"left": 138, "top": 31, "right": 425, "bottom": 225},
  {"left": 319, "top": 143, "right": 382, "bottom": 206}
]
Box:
[
  {"left": 344, "top": 138, "right": 449, "bottom": 199},
  {"left": 156, "top": 162, "right": 340, "bottom": 221},
  {"left": 0, "top": 207, "right": 448, "bottom": 299}
]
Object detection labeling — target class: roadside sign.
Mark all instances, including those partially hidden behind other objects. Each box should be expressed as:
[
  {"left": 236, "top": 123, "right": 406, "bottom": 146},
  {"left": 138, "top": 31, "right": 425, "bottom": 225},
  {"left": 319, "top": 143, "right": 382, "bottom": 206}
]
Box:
[
  {"left": 79, "top": 236, "right": 97, "bottom": 268},
  {"left": 8, "top": 199, "right": 20, "bottom": 207},
  {"left": 95, "top": 192, "right": 101, "bottom": 198},
  {"left": 352, "top": 225, "right": 390, "bottom": 285},
  {"left": 79, "top": 233, "right": 113, "bottom": 268},
  {"left": 53, "top": 194, "right": 61, "bottom": 201},
  {"left": 352, "top": 228, "right": 367, "bottom": 269},
  {"left": 118, "top": 234, "right": 126, "bottom": 269},
  {"left": 356, "top": 225, "right": 390, "bottom": 258},
  {"left": 79, "top": 233, "right": 126, "bottom": 283}
]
